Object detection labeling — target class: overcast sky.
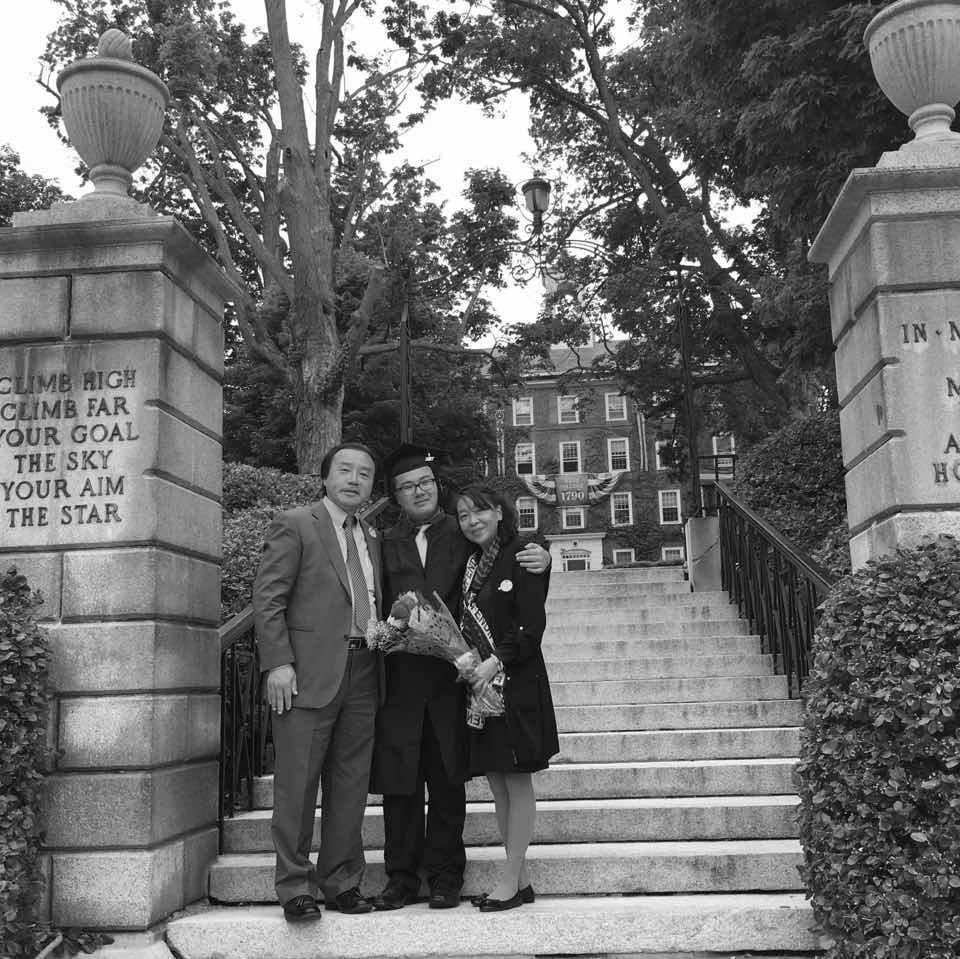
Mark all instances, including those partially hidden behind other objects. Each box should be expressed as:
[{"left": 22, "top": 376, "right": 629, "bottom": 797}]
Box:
[{"left": 0, "top": 1, "right": 545, "bottom": 333}]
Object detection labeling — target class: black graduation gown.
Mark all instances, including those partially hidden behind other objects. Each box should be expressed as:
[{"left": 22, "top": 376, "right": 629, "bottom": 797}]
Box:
[
  {"left": 466, "top": 538, "right": 560, "bottom": 773},
  {"left": 370, "top": 514, "right": 473, "bottom": 794}
]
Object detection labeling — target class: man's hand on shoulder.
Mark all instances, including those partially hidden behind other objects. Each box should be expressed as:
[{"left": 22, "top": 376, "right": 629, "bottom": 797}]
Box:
[
  {"left": 517, "top": 542, "right": 551, "bottom": 575},
  {"left": 266, "top": 664, "right": 298, "bottom": 714}
]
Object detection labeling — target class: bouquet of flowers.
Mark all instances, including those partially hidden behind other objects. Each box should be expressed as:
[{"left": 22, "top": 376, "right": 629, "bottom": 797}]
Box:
[{"left": 366, "top": 590, "right": 505, "bottom": 728}]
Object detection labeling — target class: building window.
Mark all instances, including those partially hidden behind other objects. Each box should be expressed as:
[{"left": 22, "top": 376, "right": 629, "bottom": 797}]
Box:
[
  {"left": 558, "top": 394, "right": 579, "bottom": 424},
  {"left": 610, "top": 491, "right": 633, "bottom": 526},
  {"left": 608, "top": 437, "right": 629, "bottom": 472},
  {"left": 559, "top": 441, "right": 581, "bottom": 473},
  {"left": 562, "top": 507, "right": 585, "bottom": 530},
  {"left": 654, "top": 439, "right": 671, "bottom": 471},
  {"left": 659, "top": 489, "right": 682, "bottom": 525},
  {"left": 515, "top": 442, "right": 535, "bottom": 476},
  {"left": 612, "top": 548, "right": 635, "bottom": 565},
  {"left": 513, "top": 397, "right": 533, "bottom": 426},
  {"left": 516, "top": 496, "right": 538, "bottom": 531},
  {"left": 605, "top": 393, "right": 627, "bottom": 421},
  {"left": 661, "top": 545, "right": 686, "bottom": 562}
]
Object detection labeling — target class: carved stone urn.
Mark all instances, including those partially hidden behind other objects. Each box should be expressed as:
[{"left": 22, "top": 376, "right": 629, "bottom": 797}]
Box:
[
  {"left": 57, "top": 29, "right": 170, "bottom": 197},
  {"left": 865, "top": 0, "right": 960, "bottom": 145}
]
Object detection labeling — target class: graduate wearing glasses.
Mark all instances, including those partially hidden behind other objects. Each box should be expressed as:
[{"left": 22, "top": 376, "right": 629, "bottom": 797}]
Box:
[{"left": 370, "top": 444, "right": 550, "bottom": 910}]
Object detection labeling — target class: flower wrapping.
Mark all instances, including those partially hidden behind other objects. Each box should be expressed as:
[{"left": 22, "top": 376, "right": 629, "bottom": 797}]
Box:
[{"left": 366, "top": 590, "right": 504, "bottom": 727}]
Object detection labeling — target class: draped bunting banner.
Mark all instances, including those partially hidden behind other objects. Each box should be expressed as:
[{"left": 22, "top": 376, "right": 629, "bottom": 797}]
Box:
[{"left": 520, "top": 471, "right": 625, "bottom": 505}]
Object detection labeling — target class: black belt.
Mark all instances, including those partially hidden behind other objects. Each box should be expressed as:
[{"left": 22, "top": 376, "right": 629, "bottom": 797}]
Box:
[{"left": 345, "top": 636, "right": 367, "bottom": 651}]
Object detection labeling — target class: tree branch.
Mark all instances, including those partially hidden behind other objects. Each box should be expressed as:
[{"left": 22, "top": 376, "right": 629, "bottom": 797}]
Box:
[{"left": 183, "top": 116, "right": 294, "bottom": 296}]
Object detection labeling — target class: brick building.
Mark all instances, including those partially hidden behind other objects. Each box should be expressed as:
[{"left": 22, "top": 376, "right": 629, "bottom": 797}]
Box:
[{"left": 493, "top": 342, "right": 734, "bottom": 572}]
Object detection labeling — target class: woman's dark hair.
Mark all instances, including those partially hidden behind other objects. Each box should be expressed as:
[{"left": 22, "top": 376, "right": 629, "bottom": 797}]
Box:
[
  {"left": 455, "top": 483, "right": 518, "bottom": 543},
  {"left": 319, "top": 442, "right": 378, "bottom": 480}
]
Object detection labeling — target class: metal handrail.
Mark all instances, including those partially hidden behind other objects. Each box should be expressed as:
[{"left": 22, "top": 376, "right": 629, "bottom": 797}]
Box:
[
  {"left": 698, "top": 454, "right": 738, "bottom": 516},
  {"left": 220, "top": 605, "right": 254, "bottom": 653},
  {"left": 218, "top": 495, "right": 391, "bottom": 821},
  {"left": 714, "top": 481, "right": 836, "bottom": 698}
]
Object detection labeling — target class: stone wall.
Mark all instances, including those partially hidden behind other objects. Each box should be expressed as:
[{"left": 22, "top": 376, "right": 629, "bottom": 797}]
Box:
[{"left": 0, "top": 213, "right": 231, "bottom": 928}]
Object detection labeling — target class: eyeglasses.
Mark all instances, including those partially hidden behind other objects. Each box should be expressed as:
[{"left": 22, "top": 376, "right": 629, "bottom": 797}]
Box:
[{"left": 395, "top": 477, "right": 437, "bottom": 496}]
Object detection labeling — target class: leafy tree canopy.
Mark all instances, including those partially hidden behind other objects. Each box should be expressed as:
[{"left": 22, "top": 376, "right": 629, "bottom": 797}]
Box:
[
  {"left": 0, "top": 145, "right": 70, "bottom": 227},
  {"left": 41, "top": 0, "right": 517, "bottom": 471},
  {"left": 642, "top": 0, "right": 901, "bottom": 237},
  {"left": 387, "top": 0, "right": 905, "bottom": 438}
]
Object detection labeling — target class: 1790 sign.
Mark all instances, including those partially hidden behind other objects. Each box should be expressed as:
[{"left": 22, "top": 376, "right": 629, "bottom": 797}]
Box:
[{"left": 0, "top": 368, "right": 138, "bottom": 530}]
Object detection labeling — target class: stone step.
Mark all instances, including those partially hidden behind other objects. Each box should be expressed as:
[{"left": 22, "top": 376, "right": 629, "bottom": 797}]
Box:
[
  {"left": 222, "top": 796, "right": 800, "bottom": 854},
  {"left": 547, "top": 605, "right": 742, "bottom": 626},
  {"left": 548, "top": 620, "right": 752, "bottom": 641},
  {"left": 554, "top": 699, "right": 802, "bottom": 732},
  {"left": 550, "top": 581, "right": 695, "bottom": 598},
  {"left": 208, "top": 839, "right": 805, "bottom": 903},
  {"left": 167, "top": 894, "right": 828, "bottom": 958},
  {"left": 548, "top": 653, "right": 774, "bottom": 681},
  {"left": 469, "top": 758, "right": 799, "bottom": 801},
  {"left": 251, "top": 759, "right": 799, "bottom": 808},
  {"left": 550, "top": 675, "right": 789, "bottom": 706},
  {"left": 559, "top": 567, "right": 687, "bottom": 584},
  {"left": 546, "top": 591, "right": 729, "bottom": 610},
  {"left": 544, "top": 634, "right": 761, "bottom": 661},
  {"left": 547, "top": 575, "right": 692, "bottom": 602},
  {"left": 554, "top": 727, "right": 800, "bottom": 763}
]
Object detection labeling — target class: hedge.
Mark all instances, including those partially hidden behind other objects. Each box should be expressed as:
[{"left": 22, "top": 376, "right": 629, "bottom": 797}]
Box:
[
  {"left": 223, "top": 462, "right": 324, "bottom": 512},
  {"left": 221, "top": 464, "right": 328, "bottom": 621},
  {"left": 732, "top": 408, "right": 850, "bottom": 577},
  {"left": 0, "top": 568, "right": 52, "bottom": 957},
  {"left": 797, "top": 536, "right": 960, "bottom": 957}
]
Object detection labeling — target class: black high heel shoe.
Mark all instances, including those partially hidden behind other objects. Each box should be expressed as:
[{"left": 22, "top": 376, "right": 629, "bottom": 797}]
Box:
[{"left": 471, "top": 884, "right": 534, "bottom": 907}]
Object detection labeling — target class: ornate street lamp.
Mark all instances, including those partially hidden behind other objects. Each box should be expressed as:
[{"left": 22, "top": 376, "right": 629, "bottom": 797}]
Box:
[
  {"left": 505, "top": 173, "right": 606, "bottom": 289},
  {"left": 520, "top": 175, "right": 552, "bottom": 233}
]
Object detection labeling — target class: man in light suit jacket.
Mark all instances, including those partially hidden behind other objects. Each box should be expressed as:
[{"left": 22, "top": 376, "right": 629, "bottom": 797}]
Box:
[{"left": 253, "top": 442, "right": 383, "bottom": 922}]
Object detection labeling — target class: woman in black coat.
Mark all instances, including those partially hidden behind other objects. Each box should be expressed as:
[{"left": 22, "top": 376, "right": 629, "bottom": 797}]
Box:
[{"left": 455, "top": 483, "right": 559, "bottom": 912}]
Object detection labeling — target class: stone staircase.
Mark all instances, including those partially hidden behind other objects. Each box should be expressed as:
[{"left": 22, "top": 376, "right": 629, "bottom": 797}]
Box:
[{"left": 167, "top": 566, "right": 826, "bottom": 958}]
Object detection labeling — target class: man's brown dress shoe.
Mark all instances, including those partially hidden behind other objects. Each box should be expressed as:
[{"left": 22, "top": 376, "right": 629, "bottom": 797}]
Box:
[
  {"left": 283, "top": 894, "right": 322, "bottom": 922},
  {"left": 325, "top": 887, "right": 374, "bottom": 914}
]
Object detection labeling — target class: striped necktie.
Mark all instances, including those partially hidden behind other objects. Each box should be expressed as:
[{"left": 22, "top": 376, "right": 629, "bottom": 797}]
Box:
[{"left": 343, "top": 515, "right": 371, "bottom": 633}]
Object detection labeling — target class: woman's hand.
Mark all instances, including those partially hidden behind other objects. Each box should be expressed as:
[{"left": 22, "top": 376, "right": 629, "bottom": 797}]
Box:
[{"left": 469, "top": 655, "right": 502, "bottom": 691}]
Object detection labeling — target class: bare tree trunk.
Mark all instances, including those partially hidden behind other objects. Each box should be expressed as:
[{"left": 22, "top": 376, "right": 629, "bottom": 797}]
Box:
[{"left": 295, "top": 383, "right": 343, "bottom": 474}]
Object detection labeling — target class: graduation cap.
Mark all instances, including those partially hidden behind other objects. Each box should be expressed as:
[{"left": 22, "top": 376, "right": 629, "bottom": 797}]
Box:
[{"left": 382, "top": 443, "right": 447, "bottom": 480}]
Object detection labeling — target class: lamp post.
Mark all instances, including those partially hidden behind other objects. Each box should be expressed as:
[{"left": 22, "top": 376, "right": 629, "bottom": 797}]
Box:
[
  {"left": 675, "top": 268, "right": 703, "bottom": 518},
  {"left": 398, "top": 299, "right": 412, "bottom": 442}
]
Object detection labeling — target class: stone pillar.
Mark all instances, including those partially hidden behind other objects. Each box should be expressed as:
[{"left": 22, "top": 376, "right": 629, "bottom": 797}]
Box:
[
  {"left": 0, "top": 209, "right": 232, "bottom": 928},
  {"left": 685, "top": 515, "right": 721, "bottom": 591},
  {"left": 809, "top": 1, "right": 960, "bottom": 568}
]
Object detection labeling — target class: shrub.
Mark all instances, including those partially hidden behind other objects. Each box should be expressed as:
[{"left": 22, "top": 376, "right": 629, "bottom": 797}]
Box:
[
  {"left": 221, "top": 465, "right": 327, "bottom": 621},
  {"left": 0, "top": 568, "right": 53, "bottom": 957},
  {"left": 223, "top": 462, "right": 324, "bottom": 512},
  {"left": 732, "top": 409, "right": 849, "bottom": 574},
  {"left": 796, "top": 537, "right": 960, "bottom": 958},
  {"left": 222, "top": 507, "right": 280, "bottom": 621}
]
